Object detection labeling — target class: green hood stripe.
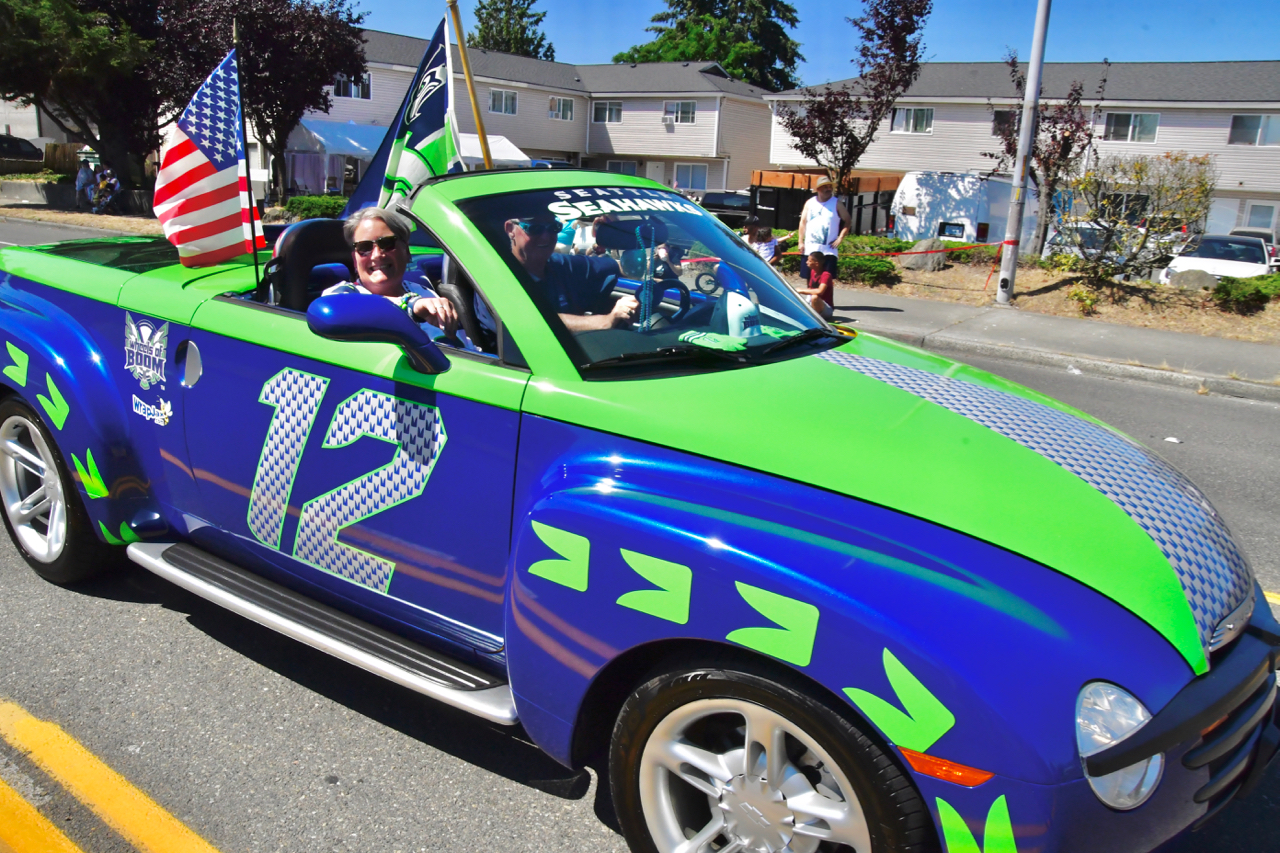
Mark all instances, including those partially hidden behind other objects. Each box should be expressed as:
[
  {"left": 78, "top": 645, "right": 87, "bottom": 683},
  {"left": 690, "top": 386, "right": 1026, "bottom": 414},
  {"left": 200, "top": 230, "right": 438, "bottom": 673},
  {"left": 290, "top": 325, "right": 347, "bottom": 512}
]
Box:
[{"left": 820, "top": 350, "right": 1251, "bottom": 664}]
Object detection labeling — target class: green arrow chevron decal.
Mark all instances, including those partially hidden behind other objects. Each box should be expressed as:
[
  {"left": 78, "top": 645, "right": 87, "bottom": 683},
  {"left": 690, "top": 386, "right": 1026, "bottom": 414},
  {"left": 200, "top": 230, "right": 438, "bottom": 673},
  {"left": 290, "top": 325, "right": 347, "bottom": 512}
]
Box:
[
  {"left": 936, "top": 795, "right": 1017, "bottom": 853},
  {"left": 528, "top": 521, "right": 591, "bottom": 592},
  {"left": 3, "top": 342, "right": 28, "bottom": 387},
  {"left": 70, "top": 448, "right": 108, "bottom": 499},
  {"left": 843, "top": 648, "right": 955, "bottom": 752},
  {"left": 726, "top": 582, "right": 820, "bottom": 666},
  {"left": 616, "top": 549, "right": 692, "bottom": 624},
  {"left": 98, "top": 521, "right": 140, "bottom": 546},
  {"left": 36, "top": 374, "right": 69, "bottom": 430}
]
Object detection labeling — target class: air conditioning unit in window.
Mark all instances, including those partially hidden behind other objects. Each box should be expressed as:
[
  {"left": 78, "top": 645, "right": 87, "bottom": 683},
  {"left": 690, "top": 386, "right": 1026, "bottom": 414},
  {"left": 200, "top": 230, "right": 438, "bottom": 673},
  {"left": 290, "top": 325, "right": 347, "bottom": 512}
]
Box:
[
  {"left": 549, "top": 111, "right": 559, "bottom": 119},
  {"left": 661, "top": 115, "right": 675, "bottom": 125}
]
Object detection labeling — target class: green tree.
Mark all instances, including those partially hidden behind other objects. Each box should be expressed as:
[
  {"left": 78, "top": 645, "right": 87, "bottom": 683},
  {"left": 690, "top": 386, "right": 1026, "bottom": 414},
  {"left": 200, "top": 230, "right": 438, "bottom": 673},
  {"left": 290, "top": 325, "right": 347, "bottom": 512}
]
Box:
[
  {"left": 156, "top": 0, "right": 366, "bottom": 202},
  {"left": 1065, "top": 151, "right": 1218, "bottom": 291},
  {"left": 613, "top": 0, "right": 801, "bottom": 92},
  {"left": 467, "top": 0, "right": 555, "bottom": 61},
  {"left": 0, "top": 0, "right": 161, "bottom": 189}
]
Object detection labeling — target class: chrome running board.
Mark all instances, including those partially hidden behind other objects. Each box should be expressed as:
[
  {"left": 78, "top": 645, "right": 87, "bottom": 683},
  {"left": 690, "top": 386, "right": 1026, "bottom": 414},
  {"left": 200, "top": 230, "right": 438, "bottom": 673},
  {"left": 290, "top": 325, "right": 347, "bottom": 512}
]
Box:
[{"left": 126, "top": 542, "right": 517, "bottom": 725}]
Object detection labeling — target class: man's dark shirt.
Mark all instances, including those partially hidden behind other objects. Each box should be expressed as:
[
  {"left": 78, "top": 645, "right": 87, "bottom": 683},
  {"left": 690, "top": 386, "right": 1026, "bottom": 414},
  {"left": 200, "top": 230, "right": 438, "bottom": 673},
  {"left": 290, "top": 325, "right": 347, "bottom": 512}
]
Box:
[{"left": 533, "top": 253, "right": 618, "bottom": 315}]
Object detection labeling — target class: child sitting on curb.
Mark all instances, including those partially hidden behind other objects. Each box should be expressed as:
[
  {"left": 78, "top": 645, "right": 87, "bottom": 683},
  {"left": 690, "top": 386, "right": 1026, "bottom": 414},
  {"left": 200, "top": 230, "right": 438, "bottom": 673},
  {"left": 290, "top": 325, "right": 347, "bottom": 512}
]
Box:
[{"left": 795, "top": 249, "right": 835, "bottom": 320}]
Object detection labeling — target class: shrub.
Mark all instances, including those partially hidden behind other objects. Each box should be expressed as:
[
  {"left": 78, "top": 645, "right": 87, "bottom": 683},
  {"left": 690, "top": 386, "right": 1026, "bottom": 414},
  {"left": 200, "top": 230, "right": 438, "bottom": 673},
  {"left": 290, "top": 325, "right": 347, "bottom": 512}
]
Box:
[
  {"left": 1, "top": 169, "right": 70, "bottom": 183},
  {"left": 839, "top": 255, "right": 898, "bottom": 284},
  {"left": 1067, "top": 285, "right": 1100, "bottom": 316},
  {"left": 285, "top": 194, "right": 347, "bottom": 220},
  {"left": 1212, "top": 273, "right": 1280, "bottom": 314}
]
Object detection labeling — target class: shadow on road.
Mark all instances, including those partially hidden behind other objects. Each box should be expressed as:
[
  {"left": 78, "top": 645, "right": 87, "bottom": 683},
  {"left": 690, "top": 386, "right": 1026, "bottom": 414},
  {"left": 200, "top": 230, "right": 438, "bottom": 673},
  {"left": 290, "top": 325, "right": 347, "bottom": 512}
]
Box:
[{"left": 66, "top": 561, "right": 622, "bottom": 833}]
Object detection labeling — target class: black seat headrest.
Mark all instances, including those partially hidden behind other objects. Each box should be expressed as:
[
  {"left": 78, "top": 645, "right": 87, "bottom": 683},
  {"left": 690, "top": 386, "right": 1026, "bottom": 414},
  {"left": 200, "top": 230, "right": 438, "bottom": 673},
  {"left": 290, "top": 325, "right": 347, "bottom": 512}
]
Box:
[{"left": 274, "top": 219, "right": 352, "bottom": 311}]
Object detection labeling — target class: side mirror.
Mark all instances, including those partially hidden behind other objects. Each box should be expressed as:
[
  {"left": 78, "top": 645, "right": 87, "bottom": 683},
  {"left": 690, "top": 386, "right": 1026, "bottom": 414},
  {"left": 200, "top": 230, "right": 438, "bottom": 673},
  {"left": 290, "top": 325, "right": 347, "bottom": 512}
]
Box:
[{"left": 307, "top": 293, "right": 451, "bottom": 375}]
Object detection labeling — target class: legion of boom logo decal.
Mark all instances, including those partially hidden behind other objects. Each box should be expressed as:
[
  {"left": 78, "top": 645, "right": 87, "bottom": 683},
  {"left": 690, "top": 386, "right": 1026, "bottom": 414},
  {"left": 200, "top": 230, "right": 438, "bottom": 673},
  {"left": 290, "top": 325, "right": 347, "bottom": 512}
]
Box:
[{"left": 124, "top": 313, "right": 168, "bottom": 389}]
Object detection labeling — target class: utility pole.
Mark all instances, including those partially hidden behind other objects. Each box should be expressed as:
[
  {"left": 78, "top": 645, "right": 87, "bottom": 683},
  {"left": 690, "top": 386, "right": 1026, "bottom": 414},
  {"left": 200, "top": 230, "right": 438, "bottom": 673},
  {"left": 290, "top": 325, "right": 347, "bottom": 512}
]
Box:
[{"left": 996, "top": 0, "right": 1052, "bottom": 305}]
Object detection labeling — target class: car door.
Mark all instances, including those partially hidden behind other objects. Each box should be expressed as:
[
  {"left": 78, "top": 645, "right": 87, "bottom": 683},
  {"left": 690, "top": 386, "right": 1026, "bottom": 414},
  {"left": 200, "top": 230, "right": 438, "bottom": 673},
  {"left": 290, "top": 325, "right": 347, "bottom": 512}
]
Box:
[{"left": 178, "top": 284, "right": 528, "bottom": 653}]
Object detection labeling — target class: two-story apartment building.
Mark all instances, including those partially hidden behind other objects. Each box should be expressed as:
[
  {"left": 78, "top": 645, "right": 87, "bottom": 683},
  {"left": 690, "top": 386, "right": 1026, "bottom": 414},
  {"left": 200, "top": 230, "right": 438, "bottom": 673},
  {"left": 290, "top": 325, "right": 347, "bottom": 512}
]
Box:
[
  {"left": 767, "top": 61, "right": 1280, "bottom": 234},
  {"left": 304, "top": 29, "right": 773, "bottom": 192}
]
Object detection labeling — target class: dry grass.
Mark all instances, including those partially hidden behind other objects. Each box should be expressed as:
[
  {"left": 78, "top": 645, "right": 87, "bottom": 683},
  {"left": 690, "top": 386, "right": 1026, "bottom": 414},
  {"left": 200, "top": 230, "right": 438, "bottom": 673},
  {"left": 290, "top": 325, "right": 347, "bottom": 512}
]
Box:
[
  {"left": 815, "top": 261, "right": 1280, "bottom": 347},
  {"left": 0, "top": 203, "right": 163, "bottom": 236}
]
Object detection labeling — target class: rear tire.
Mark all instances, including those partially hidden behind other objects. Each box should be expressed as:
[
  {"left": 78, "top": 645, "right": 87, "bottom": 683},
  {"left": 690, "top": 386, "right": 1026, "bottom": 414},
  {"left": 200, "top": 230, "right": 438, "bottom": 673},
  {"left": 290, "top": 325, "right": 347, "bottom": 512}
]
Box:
[
  {"left": 610, "top": 660, "right": 937, "bottom": 853},
  {"left": 0, "top": 397, "right": 115, "bottom": 584}
]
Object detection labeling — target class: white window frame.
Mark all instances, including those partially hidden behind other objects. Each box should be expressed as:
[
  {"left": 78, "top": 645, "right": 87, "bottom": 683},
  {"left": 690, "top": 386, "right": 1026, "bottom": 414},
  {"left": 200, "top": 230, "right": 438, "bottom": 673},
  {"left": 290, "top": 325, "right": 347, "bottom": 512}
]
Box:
[
  {"left": 606, "top": 160, "right": 637, "bottom": 176},
  {"left": 1102, "top": 112, "right": 1159, "bottom": 143},
  {"left": 1228, "top": 114, "right": 1280, "bottom": 147},
  {"left": 489, "top": 88, "right": 517, "bottom": 116},
  {"left": 663, "top": 100, "right": 697, "bottom": 124},
  {"left": 674, "top": 162, "right": 709, "bottom": 191},
  {"left": 548, "top": 97, "right": 573, "bottom": 121},
  {"left": 991, "top": 109, "right": 1017, "bottom": 137},
  {"left": 332, "top": 73, "right": 371, "bottom": 100},
  {"left": 593, "top": 101, "right": 622, "bottom": 124},
  {"left": 891, "top": 107, "right": 933, "bottom": 135}
]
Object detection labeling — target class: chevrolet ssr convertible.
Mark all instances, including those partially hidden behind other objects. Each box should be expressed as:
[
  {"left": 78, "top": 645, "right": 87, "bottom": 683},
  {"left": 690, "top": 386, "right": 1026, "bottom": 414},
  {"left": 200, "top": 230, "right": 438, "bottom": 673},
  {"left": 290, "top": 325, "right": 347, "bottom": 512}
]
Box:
[{"left": 0, "top": 169, "right": 1276, "bottom": 853}]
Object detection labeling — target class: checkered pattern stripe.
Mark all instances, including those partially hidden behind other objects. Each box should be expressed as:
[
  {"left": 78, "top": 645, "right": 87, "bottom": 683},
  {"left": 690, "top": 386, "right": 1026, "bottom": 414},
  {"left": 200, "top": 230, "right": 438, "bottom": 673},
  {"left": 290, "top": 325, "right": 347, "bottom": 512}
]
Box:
[
  {"left": 293, "top": 391, "right": 446, "bottom": 592},
  {"left": 248, "top": 370, "right": 329, "bottom": 548},
  {"left": 818, "top": 351, "right": 1253, "bottom": 652}
]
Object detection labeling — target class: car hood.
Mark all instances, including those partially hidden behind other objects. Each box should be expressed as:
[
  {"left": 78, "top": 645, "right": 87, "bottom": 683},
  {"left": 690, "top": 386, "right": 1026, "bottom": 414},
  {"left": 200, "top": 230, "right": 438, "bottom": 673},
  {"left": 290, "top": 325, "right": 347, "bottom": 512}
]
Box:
[
  {"left": 525, "top": 334, "right": 1254, "bottom": 674},
  {"left": 1168, "top": 257, "right": 1269, "bottom": 278}
]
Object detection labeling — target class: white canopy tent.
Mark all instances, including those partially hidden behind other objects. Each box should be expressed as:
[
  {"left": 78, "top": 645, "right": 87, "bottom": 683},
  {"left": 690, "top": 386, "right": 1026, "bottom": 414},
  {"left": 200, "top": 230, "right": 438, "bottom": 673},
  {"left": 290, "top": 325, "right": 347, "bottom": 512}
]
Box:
[
  {"left": 285, "top": 119, "right": 387, "bottom": 195},
  {"left": 459, "top": 133, "right": 530, "bottom": 170}
]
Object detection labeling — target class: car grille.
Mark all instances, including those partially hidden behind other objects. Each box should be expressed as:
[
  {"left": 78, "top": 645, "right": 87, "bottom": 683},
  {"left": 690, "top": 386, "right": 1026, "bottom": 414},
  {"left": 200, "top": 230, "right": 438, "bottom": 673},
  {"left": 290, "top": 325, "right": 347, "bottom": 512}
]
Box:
[{"left": 1184, "top": 641, "right": 1280, "bottom": 829}]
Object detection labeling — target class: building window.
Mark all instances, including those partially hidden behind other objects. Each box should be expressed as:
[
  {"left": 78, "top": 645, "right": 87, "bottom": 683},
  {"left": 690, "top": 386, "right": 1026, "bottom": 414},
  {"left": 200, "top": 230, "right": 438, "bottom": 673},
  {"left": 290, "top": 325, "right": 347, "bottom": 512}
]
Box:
[
  {"left": 891, "top": 107, "right": 933, "bottom": 134},
  {"left": 548, "top": 97, "right": 573, "bottom": 121},
  {"left": 1228, "top": 115, "right": 1280, "bottom": 146},
  {"left": 992, "top": 109, "right": 1017, "bottom": 137},
  {"left": 332, "top": 73, "right": 370, "bottom": 100},
  {"left": 1103, "top": 112, "right": 1158, "bottom": 143},
  {"left": 606, "top": 160, "right": 637, "bottom": 176},
  {"left": 664, "top": 101, "right": 696, "bottom": 124},
  {"left": 489, "top": 89, "right": 517, "bottom": 115},
  {"left": 593, "top": 101, "right": 622, "bottom": 123},
  {"left": 675, "top": 163, "right": 708, "bottom": 190}
]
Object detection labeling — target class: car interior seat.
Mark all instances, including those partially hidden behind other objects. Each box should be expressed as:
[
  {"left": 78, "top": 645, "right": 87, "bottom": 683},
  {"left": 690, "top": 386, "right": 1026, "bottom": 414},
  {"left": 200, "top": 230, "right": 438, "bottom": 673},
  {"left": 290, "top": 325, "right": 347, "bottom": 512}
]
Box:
[{"left": 269, "top": 219, "right": 353, "bottom": 311}]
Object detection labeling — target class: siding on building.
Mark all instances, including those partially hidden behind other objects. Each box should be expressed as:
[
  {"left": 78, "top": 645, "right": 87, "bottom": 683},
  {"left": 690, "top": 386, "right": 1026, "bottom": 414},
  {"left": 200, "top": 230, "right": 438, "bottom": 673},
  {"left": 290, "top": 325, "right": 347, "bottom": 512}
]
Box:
[
  {"left": 453, "top": 79, "right": 585, "bottom": 160},
  {"left": 588, "top": 97, "right": 718, "bottom": 158},
  {"left": 718, "top": 98, "right": 771, "bottom": 189},
  {"left": 321, "top": 65, "right": 415, "bottom": 127}
]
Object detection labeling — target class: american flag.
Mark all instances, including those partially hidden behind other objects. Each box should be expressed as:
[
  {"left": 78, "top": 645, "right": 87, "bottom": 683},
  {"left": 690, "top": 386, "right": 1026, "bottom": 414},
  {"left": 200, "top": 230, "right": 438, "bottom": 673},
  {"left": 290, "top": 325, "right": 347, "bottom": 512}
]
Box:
[{"left": 153, "top": 50, "right": 264, "bottom": 267}]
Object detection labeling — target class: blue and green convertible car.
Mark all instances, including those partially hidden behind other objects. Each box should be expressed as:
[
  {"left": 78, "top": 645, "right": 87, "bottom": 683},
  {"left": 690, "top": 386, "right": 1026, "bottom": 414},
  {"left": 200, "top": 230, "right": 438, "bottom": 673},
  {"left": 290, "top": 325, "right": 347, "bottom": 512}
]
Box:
[{"left": 0, "top": 169, "right": 1276, "bottom": 853}]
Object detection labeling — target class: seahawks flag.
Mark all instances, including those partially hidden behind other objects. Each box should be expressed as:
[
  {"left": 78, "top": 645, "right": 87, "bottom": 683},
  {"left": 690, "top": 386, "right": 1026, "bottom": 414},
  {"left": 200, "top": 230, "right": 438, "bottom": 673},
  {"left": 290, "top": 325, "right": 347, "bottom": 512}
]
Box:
[{"left": 376, "top": 18, "right": 464, "bottom": 207}]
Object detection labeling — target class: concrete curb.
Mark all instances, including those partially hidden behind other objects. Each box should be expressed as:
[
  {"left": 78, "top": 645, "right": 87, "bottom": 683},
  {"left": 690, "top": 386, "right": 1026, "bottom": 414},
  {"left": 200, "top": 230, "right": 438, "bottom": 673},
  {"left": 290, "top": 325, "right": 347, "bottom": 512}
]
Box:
[
  {"left": 864, "top": 326, "right": 1280, "bottom": 405},
  {"left": 0, "top": 215, "right": 136, "bottom": 238}
]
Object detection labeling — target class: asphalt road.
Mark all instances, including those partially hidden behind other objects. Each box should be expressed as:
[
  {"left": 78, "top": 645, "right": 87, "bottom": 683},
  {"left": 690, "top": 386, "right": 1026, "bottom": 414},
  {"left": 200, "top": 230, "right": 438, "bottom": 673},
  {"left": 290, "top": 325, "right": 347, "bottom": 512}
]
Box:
[{"left": 1, "top": 219, "right": 1278, "bottom": 852}]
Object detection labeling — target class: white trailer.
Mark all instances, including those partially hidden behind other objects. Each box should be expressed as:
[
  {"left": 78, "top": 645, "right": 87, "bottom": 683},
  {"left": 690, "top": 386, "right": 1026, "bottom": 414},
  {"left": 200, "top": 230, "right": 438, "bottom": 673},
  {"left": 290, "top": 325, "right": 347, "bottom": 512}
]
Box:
[{"left": 890, "top": 171, "right": 1039, "bottom": 245}]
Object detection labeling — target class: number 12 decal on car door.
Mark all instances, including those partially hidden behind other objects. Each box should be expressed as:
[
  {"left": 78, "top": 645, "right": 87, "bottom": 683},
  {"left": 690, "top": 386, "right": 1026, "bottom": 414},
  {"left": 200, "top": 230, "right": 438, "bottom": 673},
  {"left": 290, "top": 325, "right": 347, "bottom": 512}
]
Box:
[{"left": 245, "top": 368, "right": 448, "bottom": 593}]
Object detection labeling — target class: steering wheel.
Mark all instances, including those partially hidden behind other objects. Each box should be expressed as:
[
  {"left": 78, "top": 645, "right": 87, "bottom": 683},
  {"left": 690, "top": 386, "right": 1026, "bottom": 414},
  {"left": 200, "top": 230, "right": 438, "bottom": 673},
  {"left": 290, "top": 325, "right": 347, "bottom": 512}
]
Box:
[{"left": 636, "top": 278, "right": 692, "bottom": 329}]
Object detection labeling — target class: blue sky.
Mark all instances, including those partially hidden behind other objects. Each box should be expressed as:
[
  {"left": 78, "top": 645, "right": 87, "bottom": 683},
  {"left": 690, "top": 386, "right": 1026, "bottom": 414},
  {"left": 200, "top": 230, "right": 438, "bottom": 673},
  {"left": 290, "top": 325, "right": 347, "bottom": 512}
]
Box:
[{"left": 357, "top": 0, "right": 1276, "bottom": 87}]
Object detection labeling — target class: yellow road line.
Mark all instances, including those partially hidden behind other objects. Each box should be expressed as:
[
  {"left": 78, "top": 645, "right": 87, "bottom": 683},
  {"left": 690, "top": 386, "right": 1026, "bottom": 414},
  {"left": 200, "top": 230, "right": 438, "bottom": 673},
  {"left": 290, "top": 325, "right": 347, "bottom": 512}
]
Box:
[
  {"left": 1266, "top": 591, "right": 1280, "bottom": 607},
  {"left": 0, "top": 776, "right": 85, "bottom": 853},
  {"left": 0, "top": 702, "right": 220, "bottom": 853}
]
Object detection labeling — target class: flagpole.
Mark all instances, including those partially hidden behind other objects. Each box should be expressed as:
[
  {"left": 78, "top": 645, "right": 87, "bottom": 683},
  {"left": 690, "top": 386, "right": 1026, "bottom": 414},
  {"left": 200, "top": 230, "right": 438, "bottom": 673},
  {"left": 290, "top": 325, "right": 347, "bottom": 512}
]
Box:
[
  {"left": 446, "top": 0, "right": 492, "bottom": 170},
  {"left": 233, "top": 18, "right": 263, "bottom": 290}
]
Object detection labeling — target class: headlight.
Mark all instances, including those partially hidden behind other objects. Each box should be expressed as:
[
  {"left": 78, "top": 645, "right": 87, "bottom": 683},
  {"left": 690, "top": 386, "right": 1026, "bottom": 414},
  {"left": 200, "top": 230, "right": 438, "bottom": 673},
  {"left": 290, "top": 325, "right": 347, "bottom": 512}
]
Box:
[{"left": 1076, "top": 682, "right": 1163, "bottom": 810}]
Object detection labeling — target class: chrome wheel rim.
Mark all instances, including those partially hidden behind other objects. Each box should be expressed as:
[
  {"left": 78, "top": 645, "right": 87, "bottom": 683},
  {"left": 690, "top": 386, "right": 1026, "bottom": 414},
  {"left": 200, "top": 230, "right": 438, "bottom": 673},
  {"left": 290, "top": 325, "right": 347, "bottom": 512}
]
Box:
[
  {"left": 0, "top": 415, "right": 67, "bottom": 563},
  {"left": 639, "top": 697, "right": 872, "bottom": 853}
]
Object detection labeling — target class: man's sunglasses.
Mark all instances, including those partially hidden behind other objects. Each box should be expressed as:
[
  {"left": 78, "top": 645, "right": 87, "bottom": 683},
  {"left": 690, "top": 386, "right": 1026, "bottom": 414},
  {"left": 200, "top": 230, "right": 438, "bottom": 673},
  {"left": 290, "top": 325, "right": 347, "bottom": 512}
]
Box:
[
  {"left": 517, "top": 220, "right": 559, "bottom": 237},
  {"left": 351, "top": 236, "right": 399, "bottom": 255}
]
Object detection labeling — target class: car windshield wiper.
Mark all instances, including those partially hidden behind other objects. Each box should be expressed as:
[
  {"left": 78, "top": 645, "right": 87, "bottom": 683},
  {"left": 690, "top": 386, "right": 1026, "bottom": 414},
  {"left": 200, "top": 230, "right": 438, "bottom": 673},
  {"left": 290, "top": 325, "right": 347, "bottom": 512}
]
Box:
[
  {"left": 760, "top": 327, "right": 847, "bottom": 356},
  {"left": 581, "top": 345, "right": 748, "bottom": 371}
]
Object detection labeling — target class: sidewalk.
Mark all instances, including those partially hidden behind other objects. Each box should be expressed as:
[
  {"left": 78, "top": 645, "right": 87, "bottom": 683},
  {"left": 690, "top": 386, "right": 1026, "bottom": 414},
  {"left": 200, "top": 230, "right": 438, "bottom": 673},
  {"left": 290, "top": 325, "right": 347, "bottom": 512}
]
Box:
[{"left": 834, "top": 289, "right": 1280, "bottom": 404}]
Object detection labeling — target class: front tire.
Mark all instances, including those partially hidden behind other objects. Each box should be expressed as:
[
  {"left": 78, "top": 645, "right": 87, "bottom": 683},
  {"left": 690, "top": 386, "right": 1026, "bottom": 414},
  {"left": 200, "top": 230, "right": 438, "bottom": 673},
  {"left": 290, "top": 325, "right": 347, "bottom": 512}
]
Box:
[
  {"left": 610, "top": 662, "right": 936, "bottom": 853},
  {"left": 0, "top": 397, "right": 114, "bottom": 583}
]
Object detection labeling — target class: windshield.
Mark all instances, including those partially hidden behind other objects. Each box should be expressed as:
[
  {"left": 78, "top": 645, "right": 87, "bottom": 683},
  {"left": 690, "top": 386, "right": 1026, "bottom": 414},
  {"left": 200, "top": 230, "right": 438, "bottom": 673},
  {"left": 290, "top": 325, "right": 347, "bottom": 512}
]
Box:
[
  {"left": 1183, "top": 238, "right": 1266, "bottom": 265},
  {"left": 456, "top": 186, "right": 837, "bottom": 375}
]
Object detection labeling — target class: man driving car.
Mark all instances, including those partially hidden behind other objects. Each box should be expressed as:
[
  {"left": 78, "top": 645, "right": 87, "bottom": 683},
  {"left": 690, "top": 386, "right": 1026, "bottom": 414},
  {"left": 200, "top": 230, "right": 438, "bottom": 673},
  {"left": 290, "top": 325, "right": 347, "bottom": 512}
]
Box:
[{"left": 503, "top": 212, "right": 638, "bottom": 332}]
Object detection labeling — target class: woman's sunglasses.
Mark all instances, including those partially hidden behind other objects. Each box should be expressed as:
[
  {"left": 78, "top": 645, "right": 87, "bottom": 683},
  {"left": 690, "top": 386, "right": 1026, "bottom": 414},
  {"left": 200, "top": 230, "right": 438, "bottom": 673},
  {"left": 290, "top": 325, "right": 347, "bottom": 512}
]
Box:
[{"left": 352, "top": 236, "right": 399, "bottom": 255}]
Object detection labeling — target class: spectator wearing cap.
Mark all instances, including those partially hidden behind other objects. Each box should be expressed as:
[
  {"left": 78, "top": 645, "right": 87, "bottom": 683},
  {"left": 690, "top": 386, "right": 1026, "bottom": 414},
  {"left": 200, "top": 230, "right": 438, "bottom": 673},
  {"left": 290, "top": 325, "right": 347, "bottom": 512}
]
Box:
[{"left": 797, "top": 175, "right": 851, "bottom": 287}]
